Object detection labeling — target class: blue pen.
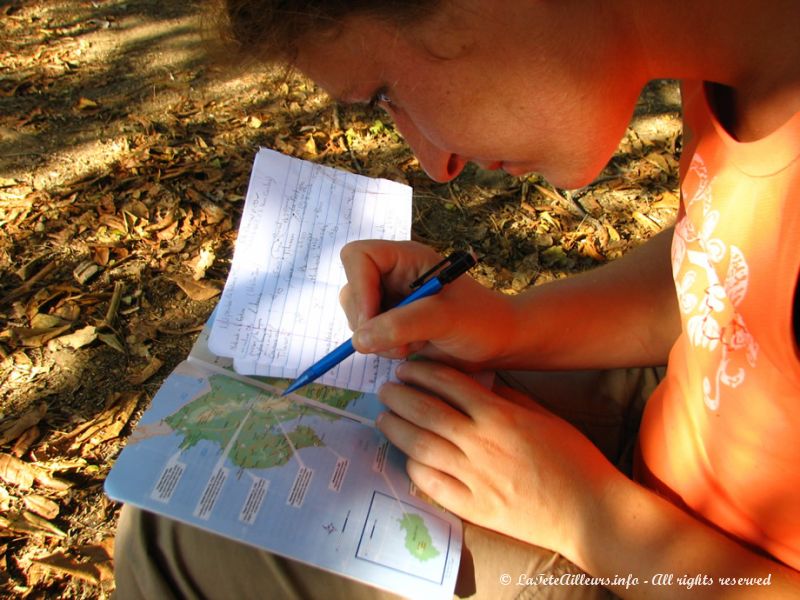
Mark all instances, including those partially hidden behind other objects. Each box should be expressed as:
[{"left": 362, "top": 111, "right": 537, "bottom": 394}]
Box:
[{"left": 282, "top": 250, "right": 478, "bottom": 396}]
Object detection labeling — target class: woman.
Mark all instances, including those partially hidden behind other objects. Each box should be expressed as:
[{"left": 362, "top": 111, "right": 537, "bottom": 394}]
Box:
[{"left": 115, "top": 1, "right": 800, "bottom": 597}]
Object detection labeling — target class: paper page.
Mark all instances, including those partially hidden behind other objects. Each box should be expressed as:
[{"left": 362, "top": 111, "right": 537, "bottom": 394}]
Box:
[
  {"left": 105, "top": 358, "right": 462, "bottom": 600},
  {"left": 208, "top": 149, "right": 411, "bottom": 393}
]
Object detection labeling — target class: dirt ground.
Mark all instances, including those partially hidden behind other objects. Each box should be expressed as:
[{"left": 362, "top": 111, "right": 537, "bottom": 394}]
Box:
[{"left": 0, "top": 0, "right": 681, "bottom": 597}]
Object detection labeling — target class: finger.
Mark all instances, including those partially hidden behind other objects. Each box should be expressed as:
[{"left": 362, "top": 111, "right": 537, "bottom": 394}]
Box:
[
  {"left": 393, "top": 360, "right": 494, "bottom": 419},
  {"left": 379, "top": 381, "right": 472, "bottom": 443},
  {"left": 493, "top": 382, "right": 552, "bottom": 414},
  {"left": 371, "top": 341, "right": 426, "bottom": 361},
  {"left": 351, "top": 294, "right": 454, "bottom": 355},
  {"left": 338, "top": 250, "right": 382, "bottom": 330},
  {"left": 408, "top": 345, "right": 484, "bottom": 372},
  {"left": 376, "top": 411, "right": 467, "bottom": 476},
  {"left": 340, "top": 240, "right": 440, "bottom": 328},
  {"left": 405, "top": 458, "right": 473, "bottom": 514}
]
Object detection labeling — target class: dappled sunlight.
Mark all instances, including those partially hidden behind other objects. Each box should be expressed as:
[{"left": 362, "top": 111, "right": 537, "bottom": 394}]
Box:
[{"left": 0, "top": 1, "right": 683, "bottom": 597}]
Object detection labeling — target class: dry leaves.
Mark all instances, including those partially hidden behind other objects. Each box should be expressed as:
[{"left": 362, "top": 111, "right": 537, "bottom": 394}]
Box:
[
  {"left": 31, "top": 537, "right": 115, "bottom": 587},
  {"left": 52, "top": 392, "right": 142, "bottom": 458},
  {"left": 0, "top": 0, "right": 681, "bottom": 597}
]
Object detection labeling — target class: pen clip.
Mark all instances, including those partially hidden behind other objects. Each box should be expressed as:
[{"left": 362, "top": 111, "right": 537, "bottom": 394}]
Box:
[{"left": 409, "top": 250, "right": 478, "bottom": 289}]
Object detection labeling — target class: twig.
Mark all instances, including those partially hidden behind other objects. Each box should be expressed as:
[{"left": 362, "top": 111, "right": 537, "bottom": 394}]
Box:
[{"left": 102, "top": 281, "right": 124, "bottom": 329}]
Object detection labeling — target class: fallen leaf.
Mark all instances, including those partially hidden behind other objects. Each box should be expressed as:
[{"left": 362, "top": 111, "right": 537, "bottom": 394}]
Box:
[
  {"left": 58, "top": 391, "right": 142, "bottom": 455},
  {"left": 76, "top": 97, "right": 99, "bottom": 110},
  {"left": 1, "top": 261, "right": 58, "bottom": 304},
  {"left": 198, "top": 199, "right": 226, "bottom": 225},
  {"left": 93, "top": 245, "right": 110, "bottom": 266},
  {"left": 31, "top": 552, "right": 98, "bottom": 583},
  {"left": 127, "top": 356, "right": 163, "bottom": 385},
  {"left": 644, "top": 151, "right": 673, "bottom": 173},
  {"left": 189, "top": 244, "right": 216, "bottom": 280},
  {"left": 169, "top": 275, "right": 221, "bottom": 301},
  {"left": 6, "top": 324, "right": 71, "bottom": 348},
  {"left": 633, "top": 210, "right": 661, "bottom": 232},
  {"left": 23, "top": 494, "right": 60, "bottom": 519},
  {"left": 73, "top": 259, "right": 101, "bottom": 285},
  {"left": 0, "top": 512, "right": 62, "bottom": 537},
  {"left": 30, "top": 313, "right": 69, "bottom": 329},
  {"left": 98, "top": 331, "right": 126, "bottom": 353},
  {"left": 49, "top": 325, "right": 97, "bottom": 350},
  {"left": 0, "top": 401, "right": 46, "bottom": 445},
  {"left": 31, "top": 545, "right": 114, "bottom": 584},
  {"left": 11, "top": 425, "right": 41, "bottom": 458},
  {"left": 652, "top": 190, "right": 680, "bottom": 209},
  {"left": 304, "top": 135, "right": 317, "bottom": 155},
  {"left": 0, "top": 452, "right": 35, "bottom": 489},
  {"left": 22, "top": 510, "right": 67, "bottom": 537},
  {"left": 578, "top": 238, "right": 606, "bottom": 262}
]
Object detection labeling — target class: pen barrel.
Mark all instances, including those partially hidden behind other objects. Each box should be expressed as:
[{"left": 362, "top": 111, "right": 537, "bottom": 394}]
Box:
[
  {"left": 286, "top": 276, "right": 445, "bottom": 394},
  {"left": 310, "top": 278, "right": 440, "bottom": 377},
  {"left": 310, "top": 338, "right": 356, "bottom": 377},
  {"left": 396, "top": 277, "right": 443, "bottom": 307}
]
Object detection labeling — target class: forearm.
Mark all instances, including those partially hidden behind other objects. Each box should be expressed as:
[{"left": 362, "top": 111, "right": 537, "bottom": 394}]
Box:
[
  {"left": 570, "top": 474, "right": 800, "bottom": 598},
  {"left": 498, "top": 227, "right": 680, "bottom": 370}
]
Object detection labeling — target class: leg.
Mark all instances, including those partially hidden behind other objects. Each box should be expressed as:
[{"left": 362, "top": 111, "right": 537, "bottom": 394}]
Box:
[
  {"left": 114, "top": 505, "right": 612, "bottom": 600},
  {"left": 497, "top": 367, "right": 663, "bottom": 475},
  {"left": 114, "top": 503, "right": 406, "bottom": 600}
]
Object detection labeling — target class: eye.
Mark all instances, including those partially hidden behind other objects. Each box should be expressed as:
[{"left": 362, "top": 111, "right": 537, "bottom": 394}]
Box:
[{"left": 368, "top": 88, "right": 393, "bottom": 110}]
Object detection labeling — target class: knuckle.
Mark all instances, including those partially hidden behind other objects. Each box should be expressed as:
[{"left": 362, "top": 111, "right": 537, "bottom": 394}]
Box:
[
  {"left": 339, "top": 241, "right": 359, "bottom": 261},
  {"left": 378, "top": 317, "right": 404, "bottom": 346},
  {"left": 426, "top": 362, "right": 462, "bottom": 387},
  {"left": 338, "top": 283, "right": 351, "bottom": 307},
  {"left": 408, "top": 432, "right": 438, "bottom": 460}
]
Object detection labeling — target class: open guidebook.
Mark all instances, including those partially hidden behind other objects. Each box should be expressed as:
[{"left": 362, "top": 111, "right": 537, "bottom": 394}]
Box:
[{"left": 105, "top": 149, "right": 463, "bottom": 599}]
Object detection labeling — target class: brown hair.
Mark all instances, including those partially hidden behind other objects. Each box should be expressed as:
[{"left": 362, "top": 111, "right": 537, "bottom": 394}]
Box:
[{"left": 214, "top": 0, "right": 440, "bottom": 62}]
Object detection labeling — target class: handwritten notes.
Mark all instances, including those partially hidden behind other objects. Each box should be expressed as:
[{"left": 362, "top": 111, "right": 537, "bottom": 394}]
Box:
[{"left": 208, "top": 149, "right": 411, "bottom": 393}]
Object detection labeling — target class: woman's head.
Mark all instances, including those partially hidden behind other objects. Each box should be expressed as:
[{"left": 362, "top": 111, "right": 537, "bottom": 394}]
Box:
[
  {"left": 217, "top": 1, "right": 650, "bottom": 189},
  {"left": 216, "top": 0, "right": 439, "bottom": 62}
]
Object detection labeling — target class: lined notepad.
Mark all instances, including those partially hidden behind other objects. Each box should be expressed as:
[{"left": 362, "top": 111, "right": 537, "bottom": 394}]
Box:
[{"left": 208, "top": 149, "right": 412, "bottom": 393}]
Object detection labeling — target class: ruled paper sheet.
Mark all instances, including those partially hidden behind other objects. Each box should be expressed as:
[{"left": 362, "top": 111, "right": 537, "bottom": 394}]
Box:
[{"left": 208, "top": 149, "right": 411, "bottom": 393}]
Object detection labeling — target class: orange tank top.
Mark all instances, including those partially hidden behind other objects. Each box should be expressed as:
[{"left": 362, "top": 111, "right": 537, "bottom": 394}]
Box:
[{"left": 637, "top": 80, "right": 800, "bottom": 570}]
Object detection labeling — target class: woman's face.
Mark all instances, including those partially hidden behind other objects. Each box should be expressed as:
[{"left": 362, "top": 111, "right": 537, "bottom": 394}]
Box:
[{"left": 294, "top": 3, "right": 646, "bottom": 188}]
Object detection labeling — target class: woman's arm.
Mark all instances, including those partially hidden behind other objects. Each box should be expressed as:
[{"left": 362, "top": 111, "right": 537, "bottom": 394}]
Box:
[{"left": 341, "top": 227, "right": 680, "bottom": 371}]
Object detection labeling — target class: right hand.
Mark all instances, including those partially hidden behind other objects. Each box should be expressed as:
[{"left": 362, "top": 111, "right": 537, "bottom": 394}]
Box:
[{"left": 339, "top": 240, "right": 518, "bottom": 368}]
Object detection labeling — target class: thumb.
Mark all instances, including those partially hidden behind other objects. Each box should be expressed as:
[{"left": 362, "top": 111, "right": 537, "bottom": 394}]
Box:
[{"left": 351, "top": 298, "right": 446, "bottom": 355}]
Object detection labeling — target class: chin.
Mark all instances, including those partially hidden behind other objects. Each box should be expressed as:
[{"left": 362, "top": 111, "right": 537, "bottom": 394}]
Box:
[
  {"left": 547, "top": 171, "right": 601, "bottom": 190},
  {"left": 503, "top": 155, "right": 611, "bottom": 190},
  {"left": 544, "top": 155, "right": 615, "bottom": 190}
]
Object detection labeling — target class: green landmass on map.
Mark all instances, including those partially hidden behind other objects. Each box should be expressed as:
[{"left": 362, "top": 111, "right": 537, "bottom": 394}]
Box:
[
  {"left": 398, "top": 513, "right": 441, "bottom": 562},
  {"left": 164, "top": 375, "right": 330, "bottom": 470},
  {"left": 264, "top": 377, "right": 362, "bottom": 411}
]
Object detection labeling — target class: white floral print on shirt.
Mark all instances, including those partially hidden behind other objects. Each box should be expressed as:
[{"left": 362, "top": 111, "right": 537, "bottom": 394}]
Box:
[{"left": 672, "top": 155, "right": 759, "bottom": 411}]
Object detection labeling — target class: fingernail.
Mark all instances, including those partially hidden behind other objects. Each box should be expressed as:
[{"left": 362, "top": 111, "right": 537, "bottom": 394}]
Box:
[{"left": 353, "top": 328, "right": 373, "bottom": 352}]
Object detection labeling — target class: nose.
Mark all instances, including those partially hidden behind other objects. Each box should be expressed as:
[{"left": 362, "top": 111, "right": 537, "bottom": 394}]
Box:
[{"left": 387, "top": 107, "right": 465, "bottom": 182}]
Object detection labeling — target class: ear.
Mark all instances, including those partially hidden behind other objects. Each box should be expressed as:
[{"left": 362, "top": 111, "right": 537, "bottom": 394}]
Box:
[{"left": 406, "top": 1, "right": 481, "bottom": 60}]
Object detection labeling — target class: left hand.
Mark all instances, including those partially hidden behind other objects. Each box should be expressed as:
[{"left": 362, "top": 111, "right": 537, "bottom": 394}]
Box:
[{"left": 376, "top": 360, "right": 622, "bottom": 561}]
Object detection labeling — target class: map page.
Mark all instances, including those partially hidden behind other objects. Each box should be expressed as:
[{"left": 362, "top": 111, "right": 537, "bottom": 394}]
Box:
[{"left": 105, "top": 356, "right": 462, "bottom": 599}]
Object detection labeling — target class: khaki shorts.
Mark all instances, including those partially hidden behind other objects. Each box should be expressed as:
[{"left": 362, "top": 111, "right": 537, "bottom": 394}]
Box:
[{"left": 114, "top": 367, "right": 662, "bottom": 600}]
